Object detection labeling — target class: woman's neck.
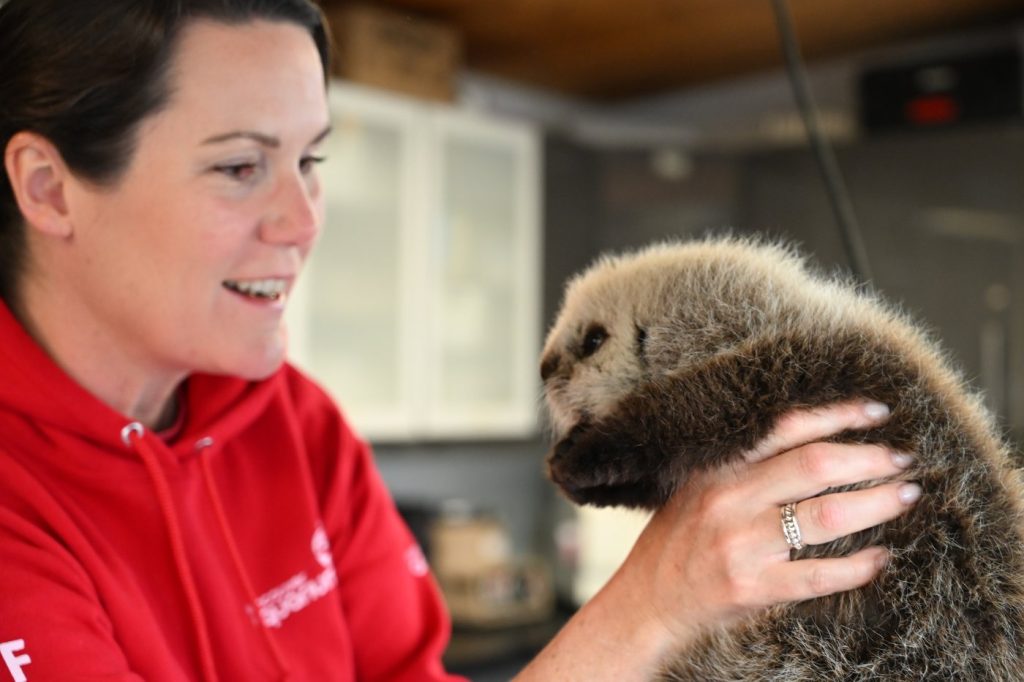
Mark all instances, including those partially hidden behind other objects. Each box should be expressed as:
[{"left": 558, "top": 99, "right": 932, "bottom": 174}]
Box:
[{"left": 14, "top": 278, "right": 185, "bottom": 430}]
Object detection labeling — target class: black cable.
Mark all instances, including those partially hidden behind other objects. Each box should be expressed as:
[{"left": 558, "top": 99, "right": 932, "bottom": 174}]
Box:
[{"left": 769, "top": 0, "right": 874, "bottom": 286}]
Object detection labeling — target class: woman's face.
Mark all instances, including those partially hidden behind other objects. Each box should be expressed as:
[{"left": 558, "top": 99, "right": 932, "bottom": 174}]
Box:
[{"left": 58, "top": 19, "right": 329, "bottom": 381}]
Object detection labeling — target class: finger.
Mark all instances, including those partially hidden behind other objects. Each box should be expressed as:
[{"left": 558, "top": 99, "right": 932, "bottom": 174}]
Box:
[
  {"left": 745, "top": 400, "right": 891, "bottom": 464},
  {"left": 760, "top": 546, "right": 889, "bottom": 605},
  {"left": 766, "top": 482, "right": 922, "bottom": 549},
  {"left": 743, "top": 441, "right": 913, "bottom": 506}
]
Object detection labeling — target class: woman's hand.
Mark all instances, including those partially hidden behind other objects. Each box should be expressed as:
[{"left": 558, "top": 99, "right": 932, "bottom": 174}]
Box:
[
  {"left": 622, "top": 400, "right": 919, "bottom": 650},
  {"left": 515, "top": 400, "right": 920, "bottom": 682}
]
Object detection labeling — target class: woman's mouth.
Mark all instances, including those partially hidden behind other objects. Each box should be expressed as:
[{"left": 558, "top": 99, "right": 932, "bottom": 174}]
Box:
[{"left": 223, "top": 278, "right": 288, "bottom": 302}]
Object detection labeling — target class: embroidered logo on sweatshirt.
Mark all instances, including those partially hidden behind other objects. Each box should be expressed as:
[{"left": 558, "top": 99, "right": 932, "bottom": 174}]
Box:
[
  {"left": 0, "top": 639, "right": 31, "bottom": 682},
  {"left": 254, "top": 526, "right": 338, "bottom": 629},
  {"left": 311, "top": 526, "right": 332, "bottom": 569},
  {"left": 404, "top": 544, "right": 429, "bottom": 577}
]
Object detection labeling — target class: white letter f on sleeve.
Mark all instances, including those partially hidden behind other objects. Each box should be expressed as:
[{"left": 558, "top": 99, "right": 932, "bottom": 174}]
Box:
[{"left": 0, "top": 640, "right": 30, "bottom": 682}]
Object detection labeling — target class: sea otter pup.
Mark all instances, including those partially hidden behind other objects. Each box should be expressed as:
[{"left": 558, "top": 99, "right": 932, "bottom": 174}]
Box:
[{"left": 540, "top": 237, "right": 1024, "bottom": 680}]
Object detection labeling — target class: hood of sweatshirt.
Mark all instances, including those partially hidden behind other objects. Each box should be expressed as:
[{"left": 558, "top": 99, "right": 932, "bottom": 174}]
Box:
[
  {"left": 0, "top": 299, "right": 294, "bottom": 681},
  {"left": 0, "top": 299, "right": 279, "bottom": 455},
  {"left": 0, "top": 298, "right": 462, "bottom": 682}
]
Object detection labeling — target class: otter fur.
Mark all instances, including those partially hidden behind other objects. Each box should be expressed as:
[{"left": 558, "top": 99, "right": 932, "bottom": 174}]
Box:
[{"left": 540, "top": 237, "right": 1024, "bottom": 680}]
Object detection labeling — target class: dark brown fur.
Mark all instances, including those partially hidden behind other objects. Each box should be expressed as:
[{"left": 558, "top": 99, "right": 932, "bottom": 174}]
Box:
[{"left": 541, "top": 238, "right": 1024, "bottom": 680}]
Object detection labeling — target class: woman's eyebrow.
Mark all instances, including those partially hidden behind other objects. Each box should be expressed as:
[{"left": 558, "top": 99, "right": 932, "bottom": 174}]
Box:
[
  {"left": 201, "top": 130, "right": 280, "bottom": 148},
  {"left": 202, "top": 125, "right": 331, "bottom": 148},
  {"left": 309, "top": 125, "right": 332, "bottom": 146}
]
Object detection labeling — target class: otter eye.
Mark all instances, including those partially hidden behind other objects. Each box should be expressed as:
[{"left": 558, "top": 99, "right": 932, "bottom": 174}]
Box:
[{"left": 581, "top": 325, "right": 608, "bottom": 358}]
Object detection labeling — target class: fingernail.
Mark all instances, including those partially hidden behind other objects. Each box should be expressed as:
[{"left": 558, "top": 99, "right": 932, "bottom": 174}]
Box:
[
  {"left": 874, "top": 548, "right": 889, "bottom": 570},
  {"left": 890, "top": 451, "right": 914, "bottom": 469},
  {"left": 863, "top": 402, "right": 890, "bottom": 421},
  {"left": 898, "top": 482, "right": 922, "bottom": 504}
]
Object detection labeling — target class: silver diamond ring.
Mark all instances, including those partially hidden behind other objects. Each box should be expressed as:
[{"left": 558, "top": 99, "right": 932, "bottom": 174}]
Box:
[{"left": 781, "top": 501, "right": 804, "bottom": 551}]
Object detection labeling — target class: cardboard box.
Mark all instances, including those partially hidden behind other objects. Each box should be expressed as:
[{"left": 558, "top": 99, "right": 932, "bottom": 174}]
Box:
[
  {"left": 430, "top": 515, "right": 554, "bottom": 628},
  {"left": 438, "top": 558, "right": 555, "bottom": 629},
  {"left": 327, "top": 3, "right": 461, "bottom": 102},
  {"left": 430, "top": 516, "right": 511, "bottom": 578}
]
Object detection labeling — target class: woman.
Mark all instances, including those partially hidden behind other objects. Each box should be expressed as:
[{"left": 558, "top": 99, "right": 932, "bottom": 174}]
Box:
[{"left": 0, "top": 0, "right": 919, "bottom": 680}]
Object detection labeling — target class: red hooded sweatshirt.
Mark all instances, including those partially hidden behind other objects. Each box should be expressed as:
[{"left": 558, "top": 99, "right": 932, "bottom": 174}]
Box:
[{"left": 0, "top": 300, "right": 467, "bottom": 682}]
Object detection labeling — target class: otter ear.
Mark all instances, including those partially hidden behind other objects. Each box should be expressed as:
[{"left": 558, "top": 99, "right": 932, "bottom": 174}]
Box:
[
  {"left": 4, "top": 131, "right": 74, "bottom": 238},
  {"left": 634, "top": 324, "right": 648, "bottom": 357}
]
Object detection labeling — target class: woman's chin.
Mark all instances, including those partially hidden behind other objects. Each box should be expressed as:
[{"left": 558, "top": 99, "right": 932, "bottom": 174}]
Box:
[
  {"left": 236, "top": 358, "right": 285, "bottom": 381},
  {"left": 209, "top": 340, "right": 288, "bottom": 381}
]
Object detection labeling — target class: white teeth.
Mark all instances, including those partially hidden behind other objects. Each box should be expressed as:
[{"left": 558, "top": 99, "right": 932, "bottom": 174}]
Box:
[{"left": 224, "top": 279, "right": 288, "bottom": 300}]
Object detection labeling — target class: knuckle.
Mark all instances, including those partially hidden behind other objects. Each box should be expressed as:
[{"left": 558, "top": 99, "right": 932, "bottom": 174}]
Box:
[
  {"left": 708, "top": 532, "right": 751, "bottom": 582},
  {"left": 698, "top": 485, "right": 738, "bottom": 520},
  {"left": 720, "top": 568, "right": 756, "bottom": 608},
  {"left": 855, "top": 443, "right": 887, "bottom": 467},
  {"left": 711, "top": 534, "right": 765, "bottom": 608},
  {"left": 824, "top": 401, "right": 865, "bottom": 429},
  {"left": 757, "top": 413, "right": 801, "bottom": 457},
  {"left": 809, "top": 498, "right": 844, "bottom": 532},
  {"left": 797, "top": 444, "right": 832, "bottom": 479},
  {"left": 772, "top": 411, "right": 803, "bottom": 439},
  {"left": 807, "top": 566, "right": 835, "bottom": 596},
  {"left": 843, "top": 401, "right": 867, "bottom": 425},
  {"left": 707, "top": 525, "right": 744, "bottom": 565}
]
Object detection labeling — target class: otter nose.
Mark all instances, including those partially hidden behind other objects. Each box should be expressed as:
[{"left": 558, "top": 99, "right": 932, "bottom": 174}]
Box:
[{"left": 540, "top": 352, "right": 562, "bottom": 382}]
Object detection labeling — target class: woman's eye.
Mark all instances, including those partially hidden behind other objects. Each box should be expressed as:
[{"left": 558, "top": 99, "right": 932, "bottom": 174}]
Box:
[
  {"left": 581, "top": 325, "right": 608, "bottom": 358},
  {"left": 215, "top": 162, "right": 259, "bottom": 182},
  {"left": 300, "top": 155, "right": 326, "bottom": 174}
]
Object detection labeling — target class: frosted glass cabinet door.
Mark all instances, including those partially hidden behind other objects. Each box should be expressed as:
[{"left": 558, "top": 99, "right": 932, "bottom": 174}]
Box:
[
  {"left": 426, "top": 112, "right": 541, "bottom": 437},
  {"left": 287, "top": 87, "right": 424, "bottom": 437}
]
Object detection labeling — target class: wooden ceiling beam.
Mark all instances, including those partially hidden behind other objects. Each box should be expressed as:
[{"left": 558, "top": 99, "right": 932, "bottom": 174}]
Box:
[
  {"left": 324, "top": 0, "right": 725, "bottom": 52},
  {"left": 318, "top": 0, "right": 1024, "bottom": 99},
  {"left": 467, "top": 0, "right": 1023, "bottom": 98}
]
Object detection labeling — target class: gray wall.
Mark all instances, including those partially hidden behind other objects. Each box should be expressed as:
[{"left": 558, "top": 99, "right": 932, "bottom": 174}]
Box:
[
  {"left": 545, "top": 123, "right": 1024, "bottom": 445},
  {"left": 739, "top": 124, "right": 1024, "bottom": 440}
]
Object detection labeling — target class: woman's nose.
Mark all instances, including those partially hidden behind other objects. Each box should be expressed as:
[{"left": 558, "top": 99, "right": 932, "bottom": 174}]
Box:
[{"left": 260, "top": 173, "right": 321, "bottom": 246}]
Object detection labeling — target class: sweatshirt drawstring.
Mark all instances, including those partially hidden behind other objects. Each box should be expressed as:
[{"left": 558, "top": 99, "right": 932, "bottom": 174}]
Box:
[
  {"left": 121, "top": 423, "right": 220, "bottom": 682},
  {"left": 197, "top": 440, "right": 291, "bottom": 680}
]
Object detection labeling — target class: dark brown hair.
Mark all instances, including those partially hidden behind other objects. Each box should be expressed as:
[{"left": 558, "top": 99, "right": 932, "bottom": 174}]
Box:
[{"left": 0, "top": 0, "right": 331, "bottom": 303}]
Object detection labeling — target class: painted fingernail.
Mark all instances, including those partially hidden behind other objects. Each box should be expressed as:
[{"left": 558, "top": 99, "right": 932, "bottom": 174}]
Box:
[
  {"left": 890, "top": 452, "right": 914, "bottom": 469},
  {"left": 863, "top": 402, "right": 890, "bottom": 421},
  {"left": 898, "top": 482, "right": 922, "bottom": 504}
]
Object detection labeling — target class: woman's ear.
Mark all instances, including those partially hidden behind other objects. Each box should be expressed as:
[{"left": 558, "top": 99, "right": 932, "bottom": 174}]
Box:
[{"left": 4, "top": 131, "right": 75, "bottom": 238}]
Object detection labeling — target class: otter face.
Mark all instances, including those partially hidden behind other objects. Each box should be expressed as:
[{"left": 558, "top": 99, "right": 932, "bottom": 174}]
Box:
[
  {"left": 540, "top": 239, "right": 812, "bottom": 507},
  {"left": 540, "top": 290, "right": 658, "bottom": 506},
  {"left": 540, "top": 249, "right": 714, "bottom": 445},
  {"left": 540, "top": 288, "right": 650, "bottom": 444}
]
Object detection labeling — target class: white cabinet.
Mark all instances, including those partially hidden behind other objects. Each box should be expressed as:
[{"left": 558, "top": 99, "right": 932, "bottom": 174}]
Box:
[{"left": 286, "top": 82, "right": 542, "bottom": 441}]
